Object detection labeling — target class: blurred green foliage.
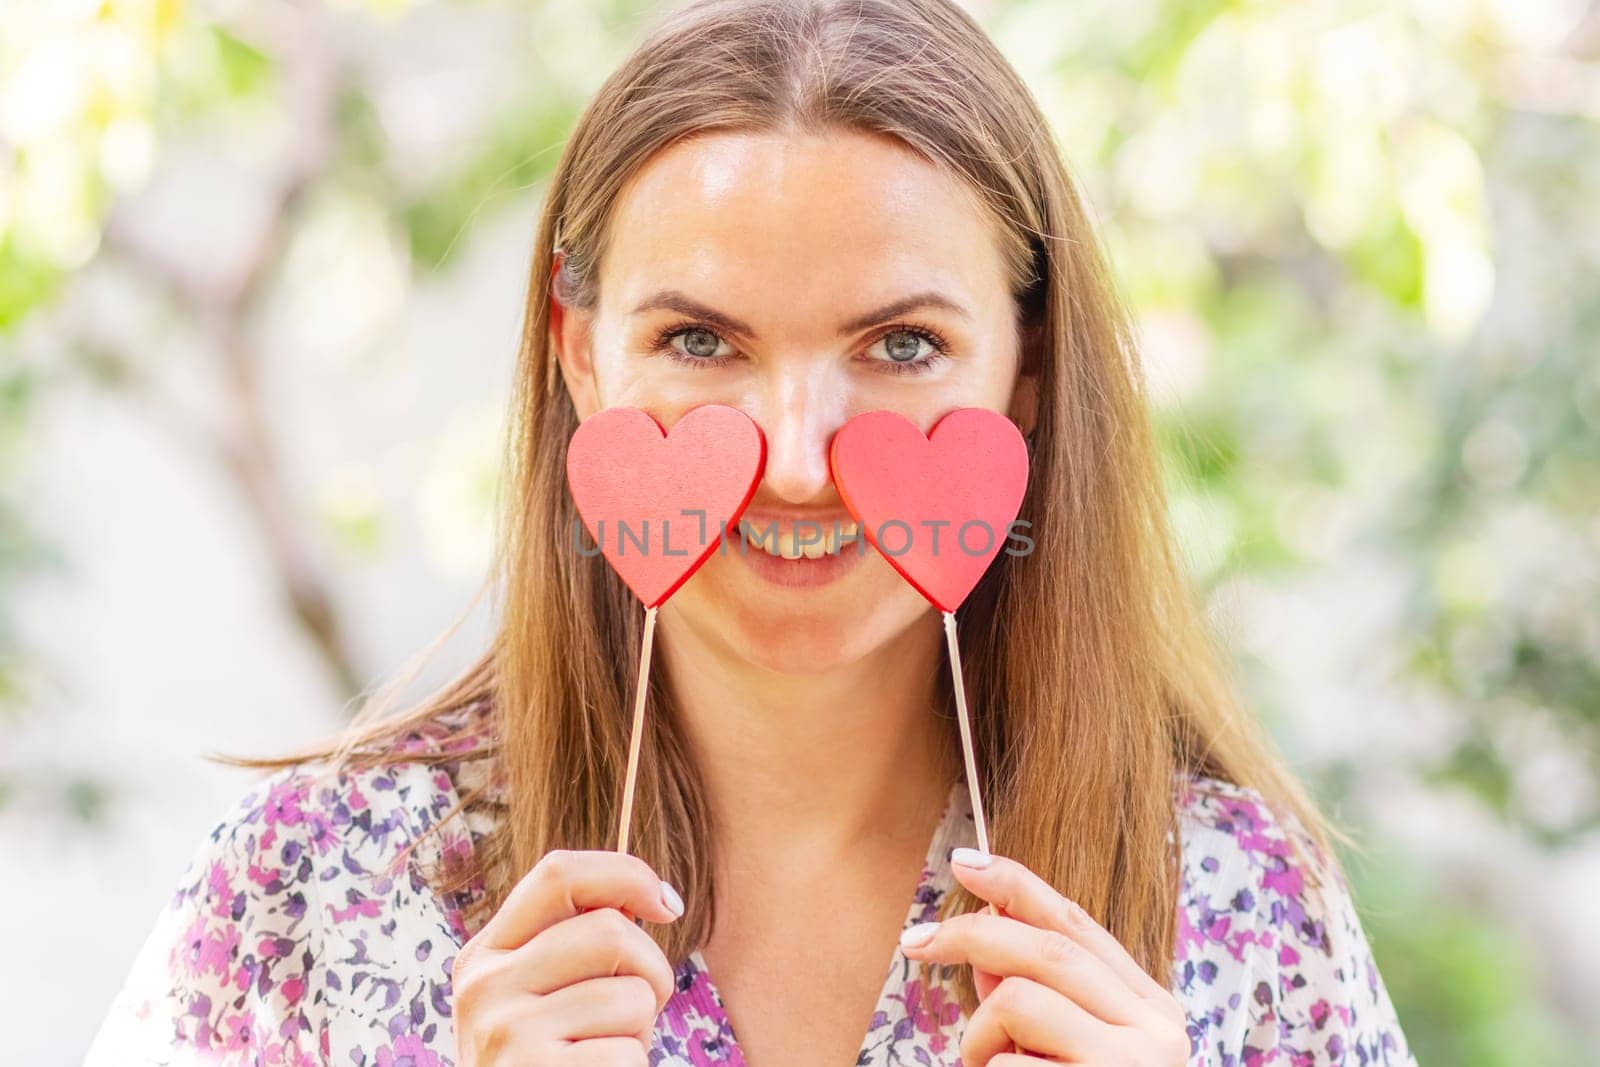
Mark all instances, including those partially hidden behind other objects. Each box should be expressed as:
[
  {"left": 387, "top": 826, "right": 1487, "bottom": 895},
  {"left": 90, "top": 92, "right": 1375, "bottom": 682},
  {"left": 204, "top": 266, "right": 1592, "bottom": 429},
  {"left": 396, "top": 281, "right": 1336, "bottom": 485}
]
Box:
[
  {"left": 2, "top": 0, "right": 1596, "bottom": 1059},
  {"left": 1350, "top": 850, "right": 1585, "bottom": 1065}
]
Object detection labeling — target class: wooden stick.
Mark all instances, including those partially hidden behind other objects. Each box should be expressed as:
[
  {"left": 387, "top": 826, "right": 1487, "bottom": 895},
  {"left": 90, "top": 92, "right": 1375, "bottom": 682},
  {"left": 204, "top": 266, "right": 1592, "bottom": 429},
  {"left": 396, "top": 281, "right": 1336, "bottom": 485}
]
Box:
[
  {"left": 943, "top": 610, "right": 999, "bottom": 919},
  {"left": 944, "top": 609, "right": 1021, "bottom": 1056},
  {"left": 615, "top": 604, "right": 659, "bottom": 854}
]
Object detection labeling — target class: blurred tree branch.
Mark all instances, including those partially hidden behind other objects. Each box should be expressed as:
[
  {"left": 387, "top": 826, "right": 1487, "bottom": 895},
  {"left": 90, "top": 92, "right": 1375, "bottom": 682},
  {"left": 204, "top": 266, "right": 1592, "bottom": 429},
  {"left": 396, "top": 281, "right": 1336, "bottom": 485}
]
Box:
[{"left": 91, "top": 15, "right": 361, "bottom": 696}]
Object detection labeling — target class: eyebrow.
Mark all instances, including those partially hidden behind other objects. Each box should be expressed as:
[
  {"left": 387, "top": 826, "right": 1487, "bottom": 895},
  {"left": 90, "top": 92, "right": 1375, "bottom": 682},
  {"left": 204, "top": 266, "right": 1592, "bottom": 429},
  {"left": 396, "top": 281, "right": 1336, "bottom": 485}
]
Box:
[{"left": 629, "top": 289, "right": 971, "bottom": 339}]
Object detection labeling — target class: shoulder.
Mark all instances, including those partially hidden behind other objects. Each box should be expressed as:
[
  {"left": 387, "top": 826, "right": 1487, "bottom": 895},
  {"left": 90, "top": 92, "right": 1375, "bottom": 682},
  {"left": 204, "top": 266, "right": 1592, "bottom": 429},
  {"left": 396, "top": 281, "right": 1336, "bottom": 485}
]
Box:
[
  {"left": 193, "top": 717, "right": 481, "bottom": 903},
  {"left": 1170, "top": 771, "right": 1329, "bottom": 997},
  {"left": 207, "top": 703, "right": 500, "bottom": 947},
  {"left": 85, "top": 707, "right": 495, "bottom": 1065},
  {"left": 1173, "top": 770, "right": 1328, "bottom": 895},
  {"left": 1169, "top": 771, "right": 1417, "bottom": 1065},
  {"left": 217, "top": 753, "right": 467, "bottom": 906}
]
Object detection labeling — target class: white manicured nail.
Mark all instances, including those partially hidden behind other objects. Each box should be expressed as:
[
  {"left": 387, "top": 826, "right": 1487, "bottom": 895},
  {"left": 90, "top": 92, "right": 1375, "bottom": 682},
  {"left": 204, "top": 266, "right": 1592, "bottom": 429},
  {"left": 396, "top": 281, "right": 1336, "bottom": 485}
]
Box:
[
  {"left": 660, "top": 880, "right": 684, "bottom": 917},
  {"left": 900, "top": 921, "right": 939, "bottom": 948},
  {"left": 951, "top": 847, "right": 992, "bottom": 869}
]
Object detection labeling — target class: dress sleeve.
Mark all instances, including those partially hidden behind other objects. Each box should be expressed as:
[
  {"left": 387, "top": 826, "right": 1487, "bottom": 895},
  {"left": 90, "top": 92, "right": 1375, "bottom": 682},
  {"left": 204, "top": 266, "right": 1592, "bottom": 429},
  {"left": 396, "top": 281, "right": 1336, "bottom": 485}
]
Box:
[
  {"left": 1235, "top": 805, "right": 1417, "bottom": 1065},
  {"left": 83, "top": 766, "right": 331, "bottom": 1066},
  {"left": 1260, "top": 857, "right": 1414, "bottom": 1067}
]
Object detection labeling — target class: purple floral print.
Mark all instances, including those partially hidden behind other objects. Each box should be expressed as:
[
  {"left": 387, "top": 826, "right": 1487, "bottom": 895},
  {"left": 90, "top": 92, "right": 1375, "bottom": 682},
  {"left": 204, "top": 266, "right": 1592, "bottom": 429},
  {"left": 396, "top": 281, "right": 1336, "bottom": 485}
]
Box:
[{"left": 86, "top": 704, "right": 1415, "bottom": 1065}]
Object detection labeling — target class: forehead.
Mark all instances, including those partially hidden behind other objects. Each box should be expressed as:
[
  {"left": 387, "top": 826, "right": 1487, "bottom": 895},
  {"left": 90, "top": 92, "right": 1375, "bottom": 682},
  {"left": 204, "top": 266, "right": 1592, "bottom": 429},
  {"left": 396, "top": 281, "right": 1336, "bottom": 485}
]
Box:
[{"left": 599, "top": 128, "right": 1010, "bottom": 322}]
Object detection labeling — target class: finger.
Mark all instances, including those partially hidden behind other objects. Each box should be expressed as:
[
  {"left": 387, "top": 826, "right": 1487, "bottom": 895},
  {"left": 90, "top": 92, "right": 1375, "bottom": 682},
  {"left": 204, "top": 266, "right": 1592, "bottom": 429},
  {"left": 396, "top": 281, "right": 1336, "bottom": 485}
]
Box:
[
  {"left": 477, "top": 849, "right": 683, "bottom": 951},
  {"left": 506, "top": 905, "right": 677, "bottom": 1011},
  {"left": 950, "top": 850, "right": 1170, "bottom": 1001},
  {"left": 960, "top": 976, "right": 1100, "bottom": 1064},
  {"left": 900, "top": 911, "right": 1142, "bottom": 1025},
  {"left": 531, "top": 974, "right": 660, "bottom": 1043},
  {"left": 556, "top": 1035, "right": 650, "bottom": 1065}
]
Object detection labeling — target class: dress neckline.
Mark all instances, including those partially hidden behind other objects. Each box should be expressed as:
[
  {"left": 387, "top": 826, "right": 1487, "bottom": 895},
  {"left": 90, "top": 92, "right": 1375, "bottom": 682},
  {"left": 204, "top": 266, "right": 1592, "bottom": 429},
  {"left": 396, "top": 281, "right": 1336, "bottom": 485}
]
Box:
[{"left": 669, "top": 776, "right": 978, "bottom": 1064}]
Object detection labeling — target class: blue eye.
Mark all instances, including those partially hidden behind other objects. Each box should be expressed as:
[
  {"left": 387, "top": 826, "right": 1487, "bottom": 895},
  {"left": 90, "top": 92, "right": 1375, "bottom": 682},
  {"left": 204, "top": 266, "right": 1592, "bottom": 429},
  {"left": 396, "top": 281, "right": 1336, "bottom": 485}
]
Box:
[
  {"left": 650, "top": 325, "right": 737, "bottom": 367},
  {"left": 869, "top": 327, "right": 949, "bottom": 375},
  {"left": 670, "top": 327, "right": 734, "bottom": 363}
]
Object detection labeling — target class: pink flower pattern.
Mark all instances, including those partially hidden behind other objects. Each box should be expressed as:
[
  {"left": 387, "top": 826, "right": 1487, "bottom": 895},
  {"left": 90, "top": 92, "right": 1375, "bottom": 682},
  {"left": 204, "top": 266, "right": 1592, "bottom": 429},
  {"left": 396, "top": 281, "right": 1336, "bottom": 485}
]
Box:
[{"left": 86, "top": 701, "right": 1415, "bottom": 1065}]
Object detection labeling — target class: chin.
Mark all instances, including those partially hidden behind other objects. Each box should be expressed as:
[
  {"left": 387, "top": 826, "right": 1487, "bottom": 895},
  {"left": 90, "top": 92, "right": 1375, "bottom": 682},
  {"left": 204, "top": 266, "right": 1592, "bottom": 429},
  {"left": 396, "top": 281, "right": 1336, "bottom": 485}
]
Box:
[
  {"left": 745, "top": 595, "right": 933, "bottom": 679},
  {"left": 730, "top": 612, "right": 889, "bottom": 676},
  {"left": 672, "top": 556, "right": 930, "bottom": 678}
]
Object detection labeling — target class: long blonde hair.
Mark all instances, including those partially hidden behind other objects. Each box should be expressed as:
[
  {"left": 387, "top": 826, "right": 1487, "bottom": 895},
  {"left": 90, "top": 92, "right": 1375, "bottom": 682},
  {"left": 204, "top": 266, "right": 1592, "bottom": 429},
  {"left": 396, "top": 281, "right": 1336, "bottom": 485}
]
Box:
[{"left": 216, "top": 0, "right": 1345, "bottom": 1017}]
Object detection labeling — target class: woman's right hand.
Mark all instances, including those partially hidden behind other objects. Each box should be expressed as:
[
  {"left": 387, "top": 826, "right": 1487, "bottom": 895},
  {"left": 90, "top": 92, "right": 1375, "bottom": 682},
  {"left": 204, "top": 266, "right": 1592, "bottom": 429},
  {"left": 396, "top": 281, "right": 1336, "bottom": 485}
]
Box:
[{"left": 451, "top": 848, "right": 686, "bottom": 1064}]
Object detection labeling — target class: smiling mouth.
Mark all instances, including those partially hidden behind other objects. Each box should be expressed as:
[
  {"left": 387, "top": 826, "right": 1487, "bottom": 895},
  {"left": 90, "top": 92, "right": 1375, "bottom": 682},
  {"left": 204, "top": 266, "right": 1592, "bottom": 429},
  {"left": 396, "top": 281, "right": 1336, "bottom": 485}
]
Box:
[{"left": 737, "top": 519, "right": 861, "bottom": 559}]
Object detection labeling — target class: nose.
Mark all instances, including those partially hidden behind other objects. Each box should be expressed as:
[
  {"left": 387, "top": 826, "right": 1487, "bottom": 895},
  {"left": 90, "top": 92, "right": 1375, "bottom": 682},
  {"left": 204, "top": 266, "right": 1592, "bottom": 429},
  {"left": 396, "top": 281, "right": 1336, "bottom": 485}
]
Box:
[{"left": 749, "top": 364, "right": 848, "bottom": 504}]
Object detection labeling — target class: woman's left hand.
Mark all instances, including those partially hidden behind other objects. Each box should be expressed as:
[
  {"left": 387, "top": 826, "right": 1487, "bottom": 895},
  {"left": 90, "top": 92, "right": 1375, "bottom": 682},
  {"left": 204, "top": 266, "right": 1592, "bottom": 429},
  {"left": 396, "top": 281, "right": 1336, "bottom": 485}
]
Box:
[{"left": 898, "top": 849, "right": 1190, "bottom": 1066}]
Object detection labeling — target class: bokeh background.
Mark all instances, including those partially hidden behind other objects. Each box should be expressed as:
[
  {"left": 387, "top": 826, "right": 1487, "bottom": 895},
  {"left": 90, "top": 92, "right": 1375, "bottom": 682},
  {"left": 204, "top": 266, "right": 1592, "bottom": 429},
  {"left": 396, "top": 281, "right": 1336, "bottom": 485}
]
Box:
[{"left": 3, "top": 0, "right": 1598, "bottom": 1062}]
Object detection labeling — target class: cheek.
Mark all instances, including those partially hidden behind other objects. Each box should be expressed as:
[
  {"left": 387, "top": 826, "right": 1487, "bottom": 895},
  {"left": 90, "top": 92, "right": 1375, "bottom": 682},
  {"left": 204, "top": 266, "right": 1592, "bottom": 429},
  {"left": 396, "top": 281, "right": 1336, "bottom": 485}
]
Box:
[
  {"left": 590, "top": 345, "right": 751, "bottom": 421},
  {"left": 591, "top": 360, "right": 711, "bottom": 414},
  {"left": 847, "top": 354, "right": 1020, "bottom": 429}
]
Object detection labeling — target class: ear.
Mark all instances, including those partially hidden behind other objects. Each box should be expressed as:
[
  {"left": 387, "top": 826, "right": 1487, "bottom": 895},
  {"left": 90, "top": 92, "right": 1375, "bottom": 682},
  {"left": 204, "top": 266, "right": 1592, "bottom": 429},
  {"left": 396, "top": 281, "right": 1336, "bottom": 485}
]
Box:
[
  {"left": 1007, "top": 315, "right": 1043, "bottom": 437},
  {"left": 548, "top": 251, "right": 602, "bottom": 419}
]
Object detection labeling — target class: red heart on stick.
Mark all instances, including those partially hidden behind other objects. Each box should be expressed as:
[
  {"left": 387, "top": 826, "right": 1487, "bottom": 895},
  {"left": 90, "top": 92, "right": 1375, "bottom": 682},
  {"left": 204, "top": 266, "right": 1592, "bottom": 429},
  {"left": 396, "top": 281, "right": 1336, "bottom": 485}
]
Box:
[
  {"left": 829, "top": 408, "right": 1029, "bottom": 612},
  {"left": 566, "top": 404, "right": 765, "bottom": 607}
]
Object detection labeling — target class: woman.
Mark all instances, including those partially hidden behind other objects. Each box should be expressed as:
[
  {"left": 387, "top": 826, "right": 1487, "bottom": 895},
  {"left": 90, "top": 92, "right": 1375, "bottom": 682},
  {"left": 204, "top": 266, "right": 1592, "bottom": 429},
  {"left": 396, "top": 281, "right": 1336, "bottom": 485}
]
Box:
[{"left": 86, "top": 0, "right": 1417, "bottom": 1064}]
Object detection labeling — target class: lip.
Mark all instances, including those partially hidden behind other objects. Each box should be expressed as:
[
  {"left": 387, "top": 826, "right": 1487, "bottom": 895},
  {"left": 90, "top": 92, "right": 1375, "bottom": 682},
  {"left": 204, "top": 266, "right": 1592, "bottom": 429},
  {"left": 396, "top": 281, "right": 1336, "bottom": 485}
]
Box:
[{"left": 723, "top": 514, "right": 869, "bottom": 589}]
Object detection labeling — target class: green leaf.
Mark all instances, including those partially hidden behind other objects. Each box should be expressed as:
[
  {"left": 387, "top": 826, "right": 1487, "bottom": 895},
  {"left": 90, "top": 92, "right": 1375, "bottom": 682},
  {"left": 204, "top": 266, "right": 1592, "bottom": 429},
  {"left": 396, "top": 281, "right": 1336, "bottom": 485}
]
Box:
[{"left": 209, "top": 26, "right": 275, "bottom": 99}]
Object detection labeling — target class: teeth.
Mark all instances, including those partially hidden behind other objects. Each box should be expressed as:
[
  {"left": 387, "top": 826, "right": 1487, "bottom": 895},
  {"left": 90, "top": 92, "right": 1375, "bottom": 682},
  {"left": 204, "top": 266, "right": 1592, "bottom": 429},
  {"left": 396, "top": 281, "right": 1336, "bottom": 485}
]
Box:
[{"left": 740, "top": 521, "right": 859, "bottom": 560}]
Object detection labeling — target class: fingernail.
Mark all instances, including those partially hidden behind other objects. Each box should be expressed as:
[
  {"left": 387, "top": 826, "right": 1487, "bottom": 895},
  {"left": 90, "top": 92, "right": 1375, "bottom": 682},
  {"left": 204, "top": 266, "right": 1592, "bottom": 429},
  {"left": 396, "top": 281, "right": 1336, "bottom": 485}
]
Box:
[
  {"left": 900, "top": 921, "right": 939, "bottom": 948},
  {"left": 659, "top": 879, "right": 684, "bottom": 918},
  {"left": 951, "top": 847, "right": 992, "bottom": 869}
]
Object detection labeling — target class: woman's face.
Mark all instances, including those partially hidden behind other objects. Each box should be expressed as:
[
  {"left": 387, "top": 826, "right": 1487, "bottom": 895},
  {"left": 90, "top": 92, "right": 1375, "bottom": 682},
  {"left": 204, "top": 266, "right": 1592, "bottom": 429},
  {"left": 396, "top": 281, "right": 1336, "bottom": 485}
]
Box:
[{"left": 552, "top": 127, "right": 1036, "bottom": 675}]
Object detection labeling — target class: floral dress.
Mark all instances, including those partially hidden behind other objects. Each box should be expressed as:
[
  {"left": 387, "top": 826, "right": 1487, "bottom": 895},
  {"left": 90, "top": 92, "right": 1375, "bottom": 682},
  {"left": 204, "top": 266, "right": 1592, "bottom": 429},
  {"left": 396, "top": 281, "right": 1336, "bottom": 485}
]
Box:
[{"left": 84, "top": 704, "right": 1416, "bottom": 1065}]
